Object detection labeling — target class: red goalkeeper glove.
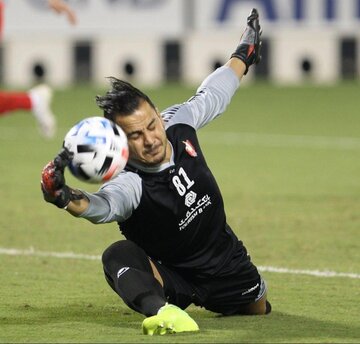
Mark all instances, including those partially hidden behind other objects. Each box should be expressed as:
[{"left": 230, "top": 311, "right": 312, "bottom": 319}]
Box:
[
  {"left": 231, "top": 8, "right": 262, "bottom": 74},
  {"left": 41, "top": 148, "right": 80, "bottom": 209}
]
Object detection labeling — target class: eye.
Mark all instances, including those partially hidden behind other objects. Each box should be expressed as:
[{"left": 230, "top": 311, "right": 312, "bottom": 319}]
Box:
[
  {"left": 148, "top": 121, "right": 156, "bottom": 131},
  {"left": 128, "top": 133, "right": 140, "bottom": 140}
]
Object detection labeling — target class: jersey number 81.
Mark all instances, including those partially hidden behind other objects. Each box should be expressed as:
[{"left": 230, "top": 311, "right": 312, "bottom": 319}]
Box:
[{"left": 172, "top": 167, "right": 194, "bottom": 196}]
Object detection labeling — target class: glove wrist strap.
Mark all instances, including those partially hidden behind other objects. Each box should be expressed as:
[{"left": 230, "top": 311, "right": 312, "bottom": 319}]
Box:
[
  {"left": 53, "top": 185, "right": 72, "bottom": 209},
  {"left": 53, "top": 186, "right": 85, "bottom": 209}
]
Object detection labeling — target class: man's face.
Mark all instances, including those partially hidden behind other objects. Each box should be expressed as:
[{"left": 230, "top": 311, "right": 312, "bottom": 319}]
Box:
[{"left": 114, "top": 100, "right": 169, "bottom": 166}]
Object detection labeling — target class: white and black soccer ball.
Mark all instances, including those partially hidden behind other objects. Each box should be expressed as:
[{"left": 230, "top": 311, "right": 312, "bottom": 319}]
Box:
[{"left": 63, "top": 117, "right": 129, "bottom": 183}]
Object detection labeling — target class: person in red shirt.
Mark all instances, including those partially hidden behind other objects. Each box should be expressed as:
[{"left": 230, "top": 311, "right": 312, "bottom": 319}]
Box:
[{"left": 0, "top": 0, "right": 77, "bottom": 138}]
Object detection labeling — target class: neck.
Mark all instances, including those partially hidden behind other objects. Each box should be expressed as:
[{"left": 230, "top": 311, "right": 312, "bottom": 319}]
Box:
[
  {"left": 163, "top": 140, "right": 172, "bottom": 164},
  {"left": 127, "top": 140, "right": 174, "bottom": 173}
]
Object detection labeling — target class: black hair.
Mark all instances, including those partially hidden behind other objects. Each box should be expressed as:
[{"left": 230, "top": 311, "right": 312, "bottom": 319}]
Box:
[{"left": 95, "top": 77, "right": 156, "bottom": 121}]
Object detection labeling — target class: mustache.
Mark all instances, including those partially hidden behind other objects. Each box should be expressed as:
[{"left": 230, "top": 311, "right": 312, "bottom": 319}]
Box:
[{"left": 144, "top": 143, "right": 161, "bottom": 154}]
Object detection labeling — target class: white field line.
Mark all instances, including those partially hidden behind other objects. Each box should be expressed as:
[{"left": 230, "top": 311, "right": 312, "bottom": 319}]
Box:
[
  {"left": 257, "top": 266, "right": 360, "bottom": 279},
  {"left": 200, "top": 132, "right": 360, "bottom": 150},
  {"left": 0, "top": 247, "right": 100, "bottom": 261},
  {"left": 1, "top": 247, "right": 359, "bottom": 280},
  {"left": 1, "top": 125, "right": 360, "bottom": 150}
]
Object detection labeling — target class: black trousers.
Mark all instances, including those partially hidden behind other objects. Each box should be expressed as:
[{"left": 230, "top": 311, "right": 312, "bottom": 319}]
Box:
[{"left": 102, "top": 239, "right": 266, "bottom": 316}]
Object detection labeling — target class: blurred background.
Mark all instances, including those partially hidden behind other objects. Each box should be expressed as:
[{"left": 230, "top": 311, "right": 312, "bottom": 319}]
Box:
[
  {"left": 1, "top": 3, "right": 359, "bottom": 342},
  {"left": 1, "top": 0, "right": 360, "bottom": 88}
]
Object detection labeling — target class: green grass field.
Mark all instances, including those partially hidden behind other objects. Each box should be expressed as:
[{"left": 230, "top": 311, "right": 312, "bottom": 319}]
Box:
[{"left": 0, "top": 81, "right": 359, "bottom": 343}]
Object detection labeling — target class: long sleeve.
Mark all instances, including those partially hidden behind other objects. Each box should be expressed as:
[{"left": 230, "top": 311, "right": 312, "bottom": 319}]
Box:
[
  {"left": 78, "top": 171, "right": 142, "bottom": 224},
  {"left": 162, "top": 66, "right": 240, "bottom": 130}
]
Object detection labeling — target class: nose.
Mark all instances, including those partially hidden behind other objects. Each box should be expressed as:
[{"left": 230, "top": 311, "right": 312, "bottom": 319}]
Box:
[{"left": 143, "top": 131, "right": 155, "bottom": 147}]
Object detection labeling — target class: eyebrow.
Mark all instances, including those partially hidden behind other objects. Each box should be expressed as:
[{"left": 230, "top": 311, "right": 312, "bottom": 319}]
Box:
[{"left": 127, "top": 118, "right": 157, "bottom": 138}]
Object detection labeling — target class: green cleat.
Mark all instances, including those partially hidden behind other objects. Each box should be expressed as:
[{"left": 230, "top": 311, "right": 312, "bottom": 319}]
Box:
[{"left": 142, "top": 304, "right": 199, "bottom": 335}]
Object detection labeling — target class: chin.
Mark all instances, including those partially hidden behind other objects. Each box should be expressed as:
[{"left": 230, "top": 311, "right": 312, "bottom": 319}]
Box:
[
  {"left": 146, "top": 152, "right": 166, "bottom": 166},
  {"left": 147, "top": 157, "right": 163, "bottom": 166}
]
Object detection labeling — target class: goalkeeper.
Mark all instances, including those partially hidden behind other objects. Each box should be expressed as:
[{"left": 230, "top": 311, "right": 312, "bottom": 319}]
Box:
[{"left": 41, "top": 9, "right": 271, "bottom": 335}]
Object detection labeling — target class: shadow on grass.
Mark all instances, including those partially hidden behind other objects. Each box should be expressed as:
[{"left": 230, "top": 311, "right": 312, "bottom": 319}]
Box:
[
  {"left": 2, "top": 302, "right": 139, "bottom": 329},
  {"left": 205, "top": 310, "right": 360, "bottom": 342},
  {"left": 2, "top": 305, "right": 359, "bottom": 342}
]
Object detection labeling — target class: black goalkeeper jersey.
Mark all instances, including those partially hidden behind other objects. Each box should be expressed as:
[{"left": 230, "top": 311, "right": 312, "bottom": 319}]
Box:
[
  {"left": 120, "top": 123, "right": 240, "bottom": 277},
  {"left": 81, "top": 66, "right": 248, "bottom": 278}
]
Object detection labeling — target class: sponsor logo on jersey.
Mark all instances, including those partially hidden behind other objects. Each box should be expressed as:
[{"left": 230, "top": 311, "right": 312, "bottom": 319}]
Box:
[
  {"left": 179, "top": 194, "right": 211, "bottom": 231},
  {"left": 185, "top": 191, "right": 197, "bottom": 207},
  {"left": 182, "top": 140, "right": 197, "bottom": 157}
]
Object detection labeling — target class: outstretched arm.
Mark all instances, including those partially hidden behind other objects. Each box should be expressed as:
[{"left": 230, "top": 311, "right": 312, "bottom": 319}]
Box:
[
  {"left": 227, "top": 8, "right": 262, "bottom": 78},
  {"left": 225, "top": 58, "right": 247, "bottom": 78},
  {"left": 41, "top": 148, "right": 141, "bottom": 223},
  {"left": 47, "top": 0, "right": 77, "bottom": 25},
  {"left": 163, "top": 8, "right": 263, "bottom": 131}
]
